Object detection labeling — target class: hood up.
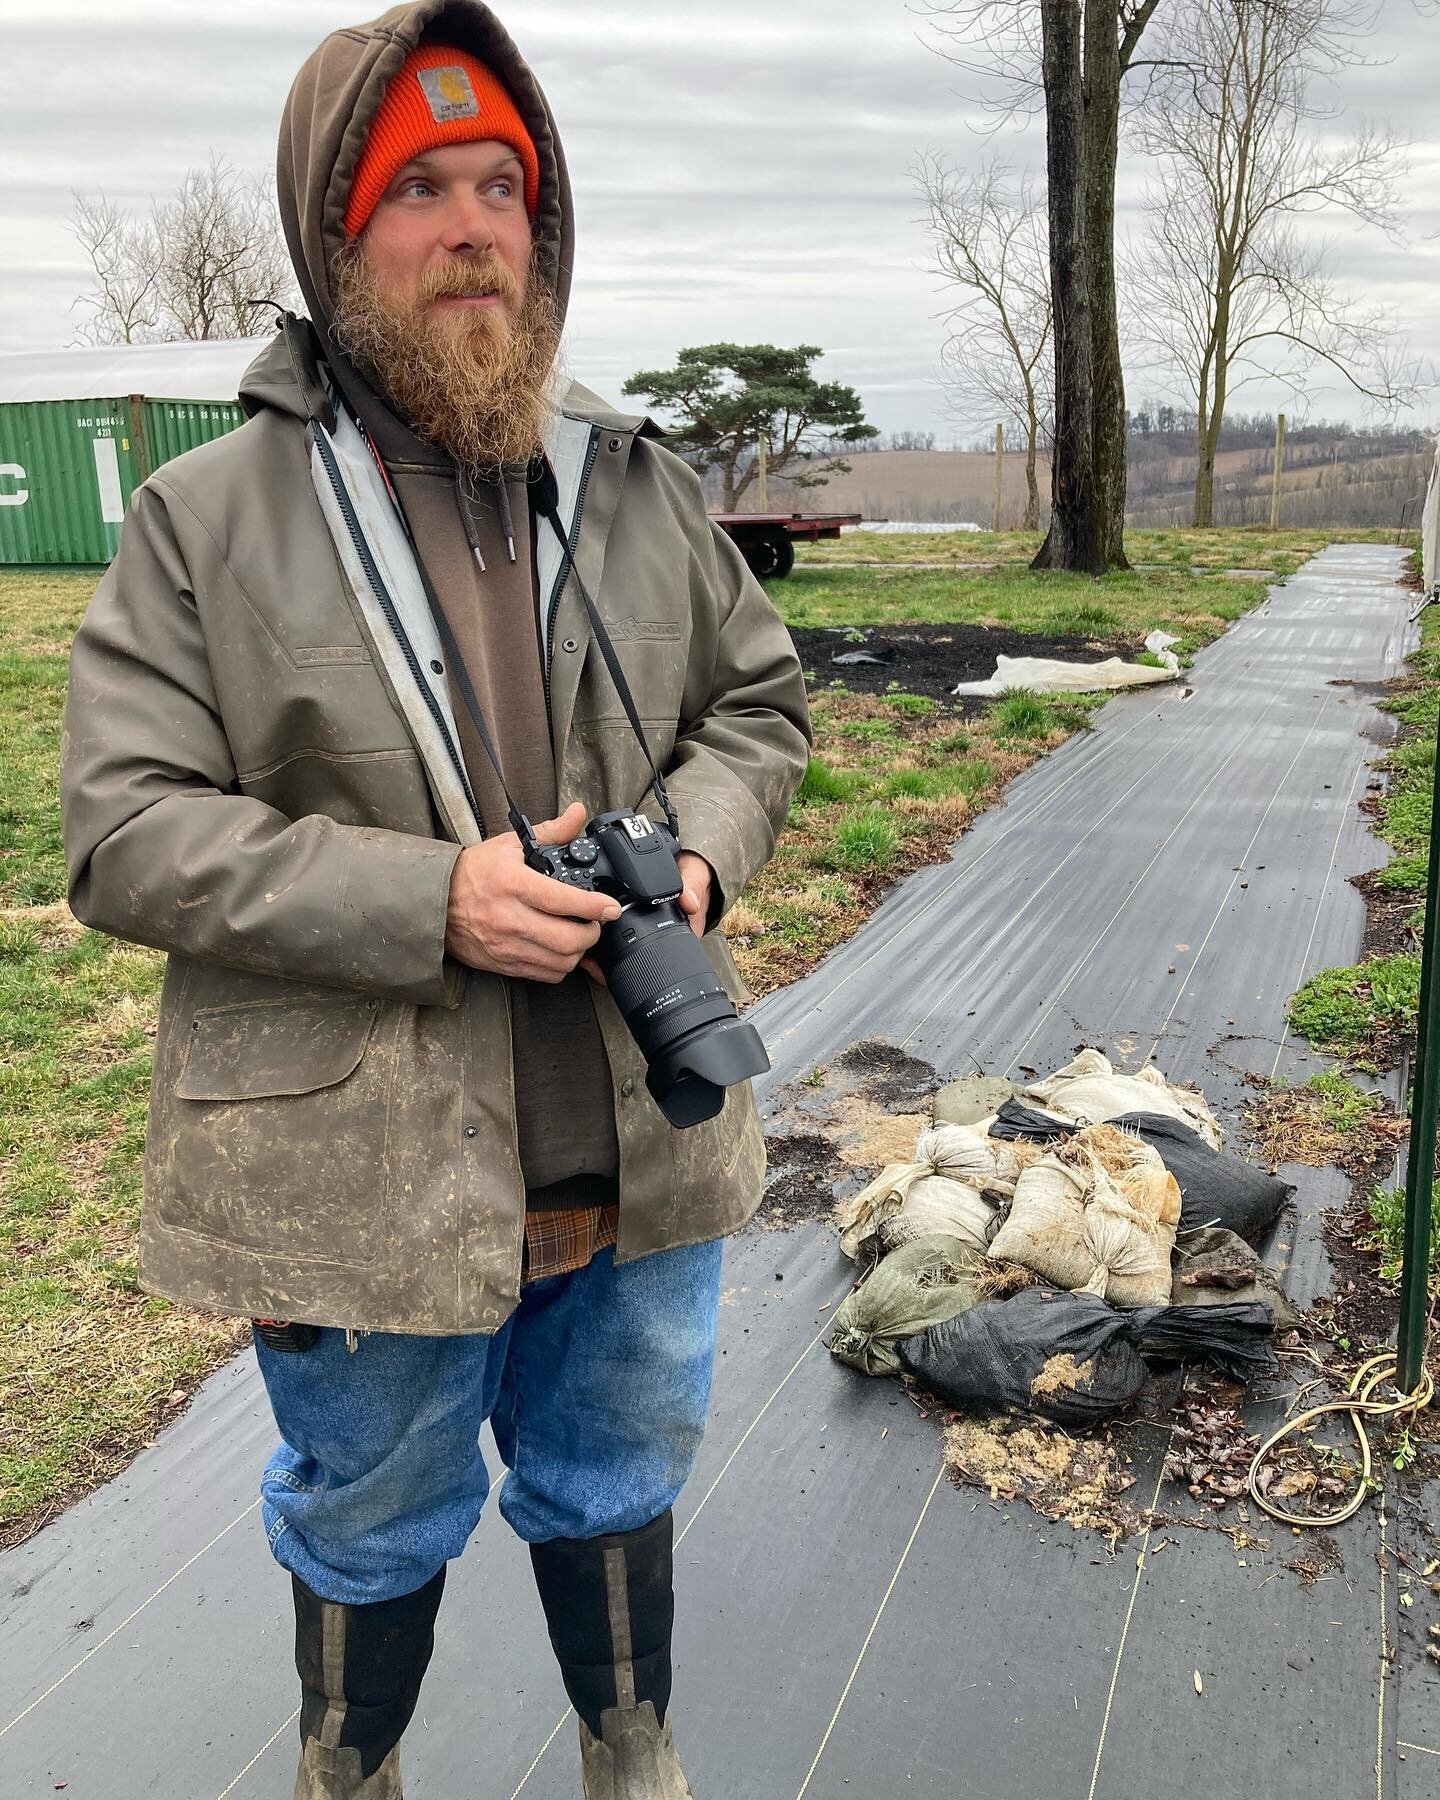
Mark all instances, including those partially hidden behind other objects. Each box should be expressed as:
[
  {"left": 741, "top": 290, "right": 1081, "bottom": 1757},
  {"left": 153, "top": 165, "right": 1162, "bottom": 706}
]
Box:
[{"left": 276, "top": 0, "right": 574, "bottom": 344}]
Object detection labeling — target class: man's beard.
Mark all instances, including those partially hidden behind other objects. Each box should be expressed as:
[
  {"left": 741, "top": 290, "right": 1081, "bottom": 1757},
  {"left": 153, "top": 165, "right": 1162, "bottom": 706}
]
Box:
[{"left": 332, "top": 242, "right": 562, "bottom": 472}]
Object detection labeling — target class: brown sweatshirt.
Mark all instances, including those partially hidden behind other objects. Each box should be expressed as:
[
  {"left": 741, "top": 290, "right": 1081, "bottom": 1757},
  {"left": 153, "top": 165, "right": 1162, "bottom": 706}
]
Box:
[{"left": 341, "top": 367, "right": 618, "bottom": 1196}]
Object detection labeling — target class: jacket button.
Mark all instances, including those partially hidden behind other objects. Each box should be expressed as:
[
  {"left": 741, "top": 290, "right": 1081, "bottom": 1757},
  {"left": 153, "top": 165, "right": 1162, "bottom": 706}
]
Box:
[
  {"left": 430, "top": 659, "right": 444, "bottom": 675},
  {"left": 562, "top": 637, "right": 579, "bottom": 654},
  {"left": 608, "top": 436, "right": 622, "bottom": 451},
  {"left": 464, "top": 1126, "right": 477, "bottom": 1138},
  {"left": 620, "top": 1078, "right": 635, "bottom": 1098}
]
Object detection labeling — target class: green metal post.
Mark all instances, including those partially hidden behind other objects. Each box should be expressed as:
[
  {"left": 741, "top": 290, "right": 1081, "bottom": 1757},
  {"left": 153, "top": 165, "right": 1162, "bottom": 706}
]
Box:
[{"left": 1396, "top": 664, "right": 1440, "bottom": 1393}]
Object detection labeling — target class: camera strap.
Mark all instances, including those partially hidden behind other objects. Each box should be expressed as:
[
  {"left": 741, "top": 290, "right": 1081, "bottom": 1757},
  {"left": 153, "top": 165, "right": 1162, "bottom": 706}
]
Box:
[
  {"left": 529, "top": 458, "right": 681, "bottom": 842},
  {"left": 354, "top": 416, "right": 679, "bottom": 848}
]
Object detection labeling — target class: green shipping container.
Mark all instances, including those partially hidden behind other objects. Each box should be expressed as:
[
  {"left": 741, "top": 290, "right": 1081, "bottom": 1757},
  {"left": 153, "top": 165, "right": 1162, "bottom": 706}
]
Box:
[{"left": 0, "top": 392, "right": 244, "bottom": 566}]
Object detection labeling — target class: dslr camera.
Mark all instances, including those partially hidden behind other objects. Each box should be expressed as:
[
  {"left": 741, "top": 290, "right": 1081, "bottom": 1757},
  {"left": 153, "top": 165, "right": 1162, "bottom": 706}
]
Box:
[{"left": 526, "top": 808, "right": 769, "bottom": 1127}]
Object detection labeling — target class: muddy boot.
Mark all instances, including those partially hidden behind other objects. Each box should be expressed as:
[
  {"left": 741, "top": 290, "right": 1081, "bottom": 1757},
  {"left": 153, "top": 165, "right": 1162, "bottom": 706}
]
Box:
[
  {"left": 530, "top": 1510, "right": 693, "bottom": 1798},
  {"left": 290, "top": 1566, "right": 445, "bottom": 1799}
]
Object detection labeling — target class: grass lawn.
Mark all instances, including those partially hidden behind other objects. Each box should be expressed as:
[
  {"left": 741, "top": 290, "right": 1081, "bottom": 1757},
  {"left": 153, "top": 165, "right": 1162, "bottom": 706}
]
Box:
[
  {"left": 1, "top": 571, "right": 243, "bottom": 1549},
  {"left": 0, "top": 524, "right": 1397, "bottom": 1546},
  {"left": 784, "top": 525, "right": 1404, "bottom": 653}
]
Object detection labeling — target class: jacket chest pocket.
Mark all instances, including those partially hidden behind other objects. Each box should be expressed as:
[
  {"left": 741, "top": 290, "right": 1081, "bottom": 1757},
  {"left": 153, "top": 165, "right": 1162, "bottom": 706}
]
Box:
[{"left": 158, "top": 995, "right": 397, "bottom": 1266}]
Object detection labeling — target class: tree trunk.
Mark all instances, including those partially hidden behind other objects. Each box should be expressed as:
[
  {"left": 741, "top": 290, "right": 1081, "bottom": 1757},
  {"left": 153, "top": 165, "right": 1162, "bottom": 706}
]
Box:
[
  {"left": 1024, "top": 413, "right": 1040, "bottom": 531},
  {"left": 1081, "top": 0, "right": 1130, "bottom": 570},
  {"left": 1193, "top": 294, "right": 1231, "bottom": 527},
  {"left": 1031, "top": 0, "right": 1106, "bottom": 576}
]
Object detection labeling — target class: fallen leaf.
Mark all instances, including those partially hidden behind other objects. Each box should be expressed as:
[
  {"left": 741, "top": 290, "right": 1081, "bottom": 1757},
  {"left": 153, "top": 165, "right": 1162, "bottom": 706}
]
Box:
[{"left": 1194, "top": 1670, "right": 1204, "bottom": 1695}]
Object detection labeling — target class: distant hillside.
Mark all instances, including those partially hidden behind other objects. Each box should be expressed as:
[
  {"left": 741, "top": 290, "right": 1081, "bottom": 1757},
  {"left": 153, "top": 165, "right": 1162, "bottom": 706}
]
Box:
[{"left": 701, "top": 423, "right": 1433, "bottom": 531}]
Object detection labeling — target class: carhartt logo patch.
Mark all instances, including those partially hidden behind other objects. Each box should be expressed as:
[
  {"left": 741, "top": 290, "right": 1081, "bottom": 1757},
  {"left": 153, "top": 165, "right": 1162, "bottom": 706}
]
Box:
[{"left": 417, "top": 65, "right": 480, "bottom": 122}]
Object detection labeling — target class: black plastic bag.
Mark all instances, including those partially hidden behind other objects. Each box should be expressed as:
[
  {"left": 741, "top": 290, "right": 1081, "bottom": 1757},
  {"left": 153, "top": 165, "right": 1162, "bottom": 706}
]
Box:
[
  {"left": 1121, "top": 1300, "right": 1278, "bottom": 1382},
  {"left": 1110, "top": 1113, "right": 1293, "bottom": 1242},
  {"left": 899, "top": 1288, "right": 1278, "bottom": 1426},
  {"left": 898, "top": 1288, "right": 1148, "bottom": 1426},
  {"left": 986, "top": 1098, "right": 1075, "bottom": 1143}
]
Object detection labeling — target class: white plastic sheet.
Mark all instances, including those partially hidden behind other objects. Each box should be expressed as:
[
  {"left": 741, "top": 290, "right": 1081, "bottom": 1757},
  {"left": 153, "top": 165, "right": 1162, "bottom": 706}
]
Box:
[{"left": 951, "top": 646, "right": 1179, "bottom": 697}]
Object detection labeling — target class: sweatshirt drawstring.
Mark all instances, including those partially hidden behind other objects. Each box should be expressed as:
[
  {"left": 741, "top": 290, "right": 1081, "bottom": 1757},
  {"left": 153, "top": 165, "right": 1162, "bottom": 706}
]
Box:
[
  {"left": 455, "top": 467, "right": 518, "bottom": 567},
  {"left": 454, "top": 467, "right": 486, "bottom": 572},
  {"left": 496, "top": 477, "right": 517, "bottom": 564}
]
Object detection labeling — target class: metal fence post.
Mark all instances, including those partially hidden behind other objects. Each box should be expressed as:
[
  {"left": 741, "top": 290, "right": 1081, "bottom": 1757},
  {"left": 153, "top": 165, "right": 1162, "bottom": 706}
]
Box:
[{"left": 1397, "top": 655, "right": 1440, "bottom": 1394}]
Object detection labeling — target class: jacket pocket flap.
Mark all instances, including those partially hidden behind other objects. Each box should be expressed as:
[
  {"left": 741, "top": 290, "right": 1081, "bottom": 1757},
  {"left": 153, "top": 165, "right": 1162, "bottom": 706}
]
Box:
[{"left": 175, "top": 997, "right": 379, "bottom": 1101}]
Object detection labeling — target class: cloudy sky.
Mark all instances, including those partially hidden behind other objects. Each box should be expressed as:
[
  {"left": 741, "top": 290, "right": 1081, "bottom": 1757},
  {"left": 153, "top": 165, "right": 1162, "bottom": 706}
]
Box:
[{"left": 2, "top": 0, "right": 1437, "bottom": 439}]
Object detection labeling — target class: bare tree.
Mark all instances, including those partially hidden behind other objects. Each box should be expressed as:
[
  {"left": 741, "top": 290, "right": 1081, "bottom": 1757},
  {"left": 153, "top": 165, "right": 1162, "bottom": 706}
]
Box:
[
  {"left": 924, "top": 0, "right": 1161, "bottom": 572},
  {"left": 72, "top": 156, "right": 296, "bottom": 345},
  {"left": 71, "top": 194, "right": 162, "bottom": 346},
  {"left": 1128, "top": 0, "right": 1414, "bottom": 525},
  {"left": 918, "top": 155, "right": 1052, "bottom": 528}
]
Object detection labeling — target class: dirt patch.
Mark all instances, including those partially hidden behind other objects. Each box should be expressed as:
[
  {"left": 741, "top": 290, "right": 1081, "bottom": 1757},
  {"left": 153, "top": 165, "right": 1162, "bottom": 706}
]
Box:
[
  {"left": 754, "top": 1133, "right": 849, "bottom": 1230},
  {"left": 1315, "top": 1196, "right": 1404, "bottom": 1348},
  {"left": 757, "top": 1039, "right": 942, "bottom": 1231},
  {"left": 788, "top": 622, "right": 1145, "bottom": 709},
  {"left": 835, "top": 1039, "right": 938, "bottom": 1108},
  {"left": 1354, "top": 867, "right": 1423, "bottom": 962}
]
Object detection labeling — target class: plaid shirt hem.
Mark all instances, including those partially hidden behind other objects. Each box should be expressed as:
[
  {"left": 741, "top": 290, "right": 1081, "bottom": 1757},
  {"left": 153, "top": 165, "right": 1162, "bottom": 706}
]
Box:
[{"left": 521, "top": 1203, "right": 621, "bottom": 1284}]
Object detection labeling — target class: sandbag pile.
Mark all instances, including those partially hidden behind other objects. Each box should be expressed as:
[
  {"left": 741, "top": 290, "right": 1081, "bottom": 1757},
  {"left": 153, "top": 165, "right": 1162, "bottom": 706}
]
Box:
[{"left": 828, "top": 1048, "right": 1292, "bottom": 1426}]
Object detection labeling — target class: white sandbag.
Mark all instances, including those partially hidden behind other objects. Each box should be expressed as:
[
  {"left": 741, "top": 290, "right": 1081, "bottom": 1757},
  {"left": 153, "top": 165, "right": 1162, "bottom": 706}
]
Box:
[
  {"left": 835, "top": 1123, "right": 1015, "bottom": 1261},
  {"left": 878, "top": 1173, "right": 998, "bottom": 1257},
  {"left": 951, "top": 651, "right": 1179, "bottom": 698},
  {"left": 986, "top": 1155, "right": 1093, "bottom": 1289},
  {"left": 1022, "top": 1048, "right": 1220, "bottom": 1149},
  {"left": 986, "top": 1129, "right": 1180, "bottom": 1307}
]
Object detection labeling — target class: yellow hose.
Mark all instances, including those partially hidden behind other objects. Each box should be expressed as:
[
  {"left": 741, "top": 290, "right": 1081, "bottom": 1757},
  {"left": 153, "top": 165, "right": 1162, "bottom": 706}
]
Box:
[{"left": 1247, "top": 1350, "right": 1435, "bottom": 1528}]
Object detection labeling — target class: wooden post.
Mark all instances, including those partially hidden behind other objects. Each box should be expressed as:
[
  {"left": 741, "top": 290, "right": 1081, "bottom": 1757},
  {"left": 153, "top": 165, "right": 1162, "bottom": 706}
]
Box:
[
  {"left": 125, "top": 394, "right": 152, "bottom": 483},
  {"left": 1269, "top": 412, "right": 1286, "bottom": 532},
  {"left": 994, "top": 423, "right": 1005, "bottom": 533},
  {"left": 756, "top": 436, "right": 769, "bottom": 512}
]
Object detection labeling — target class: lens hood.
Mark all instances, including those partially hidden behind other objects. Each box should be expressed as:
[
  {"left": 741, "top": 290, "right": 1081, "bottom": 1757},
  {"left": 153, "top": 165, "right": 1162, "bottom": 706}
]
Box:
[{"left": 645, "top": 1016, "right": 770, "bottom": 1127}]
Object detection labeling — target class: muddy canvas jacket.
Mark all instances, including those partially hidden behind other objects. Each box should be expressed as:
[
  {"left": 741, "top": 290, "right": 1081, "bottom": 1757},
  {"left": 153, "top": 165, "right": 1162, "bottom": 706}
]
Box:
[
  {"left": 59, "top": 321, "right": 809, "bottom": 1334},
  {"left": 58, "top": 1, "right": 809, "bottom": 1334}
]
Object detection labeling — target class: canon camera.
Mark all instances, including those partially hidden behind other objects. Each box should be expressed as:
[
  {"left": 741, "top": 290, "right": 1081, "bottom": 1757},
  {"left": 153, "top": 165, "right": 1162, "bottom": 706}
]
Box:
[{"left": 525, "top": 808, "right": 769, "bottom": 1127}]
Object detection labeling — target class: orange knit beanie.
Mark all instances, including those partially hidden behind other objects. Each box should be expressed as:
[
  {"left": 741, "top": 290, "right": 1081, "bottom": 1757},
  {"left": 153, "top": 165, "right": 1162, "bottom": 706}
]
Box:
[{"left": 344, "top": 43, "right": 540, "bottom": 238}]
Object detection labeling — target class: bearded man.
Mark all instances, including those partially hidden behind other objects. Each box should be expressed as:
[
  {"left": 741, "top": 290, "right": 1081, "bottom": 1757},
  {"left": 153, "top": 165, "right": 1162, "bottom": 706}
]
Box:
[{"left": 59, "top": 5, "right": 811, "bottom": 1796}]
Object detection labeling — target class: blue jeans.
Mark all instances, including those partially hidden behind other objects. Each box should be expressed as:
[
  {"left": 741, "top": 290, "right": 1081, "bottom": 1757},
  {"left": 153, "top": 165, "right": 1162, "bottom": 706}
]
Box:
[{"left": 255, "top": 1240, "right": 724, "bottom": 1605}]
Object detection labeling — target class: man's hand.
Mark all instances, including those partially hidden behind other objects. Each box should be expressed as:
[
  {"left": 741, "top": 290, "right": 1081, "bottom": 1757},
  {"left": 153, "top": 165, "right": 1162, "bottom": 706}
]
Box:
[
  {"left": 445, "top": 802, "right": 621, "bottom": 982},
  {"left": 676, "top": 850, "right": 714, "bottom": 940}
]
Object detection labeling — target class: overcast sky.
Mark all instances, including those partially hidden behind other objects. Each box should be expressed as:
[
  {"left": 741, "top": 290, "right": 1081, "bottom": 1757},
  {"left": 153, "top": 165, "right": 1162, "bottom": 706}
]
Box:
[{"left": 2, "top": 0, "right": 1436, "bottom": 439}]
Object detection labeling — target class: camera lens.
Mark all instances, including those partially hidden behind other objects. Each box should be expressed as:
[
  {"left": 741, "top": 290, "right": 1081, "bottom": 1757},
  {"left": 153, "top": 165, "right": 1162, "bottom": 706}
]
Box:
[{"left": 598, "top": 903, "right": 768, "bottom": 1126}]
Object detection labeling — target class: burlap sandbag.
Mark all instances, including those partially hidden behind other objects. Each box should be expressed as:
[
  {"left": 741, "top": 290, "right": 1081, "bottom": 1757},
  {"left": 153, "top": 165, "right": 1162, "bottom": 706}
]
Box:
[
  {"left": 836, "top": 1125, "right": 1020, "bottom": 1262},
  {"left": 828, "top": 1234, "right": 986, "bottom": 1376},
  {"left": 1022, "top": 1048, "right": 1221, "bottom": 1150},
  {"left": 986, "top": 1127, "right": 1180, "bottom": 1306}
]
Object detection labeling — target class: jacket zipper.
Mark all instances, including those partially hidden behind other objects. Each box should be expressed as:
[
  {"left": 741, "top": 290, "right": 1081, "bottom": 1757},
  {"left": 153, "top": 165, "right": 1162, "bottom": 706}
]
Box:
[
  {"left": 541, "top": 424, "right": 602, "bottom": 734},
  {"left": 313, "top": 423, "right": 481, "bottom": 829}
]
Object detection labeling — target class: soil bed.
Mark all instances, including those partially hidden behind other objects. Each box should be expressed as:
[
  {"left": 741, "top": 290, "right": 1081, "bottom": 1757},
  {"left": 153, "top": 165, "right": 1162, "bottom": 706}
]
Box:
[{"left": 787, "top": 621, "right": 1144, "bottom": 708}]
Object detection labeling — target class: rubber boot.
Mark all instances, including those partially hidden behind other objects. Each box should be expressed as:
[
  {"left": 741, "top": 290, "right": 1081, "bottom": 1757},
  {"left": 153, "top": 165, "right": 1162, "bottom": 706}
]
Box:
[
  {"left": 290, "top": 1566, "right": 445, "bottom": 1799},
  {"left": 530, "top": 1510, "right": 693, "bottom": 1799}
]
